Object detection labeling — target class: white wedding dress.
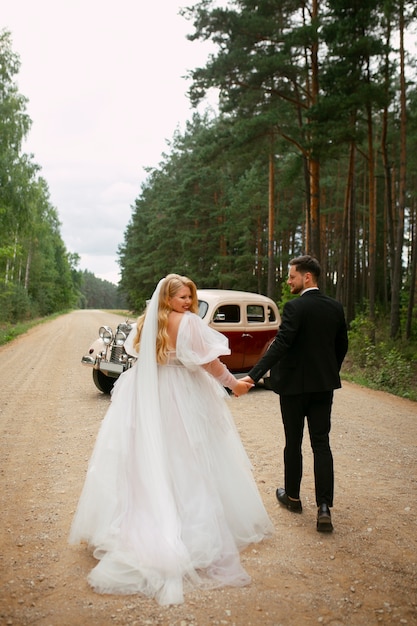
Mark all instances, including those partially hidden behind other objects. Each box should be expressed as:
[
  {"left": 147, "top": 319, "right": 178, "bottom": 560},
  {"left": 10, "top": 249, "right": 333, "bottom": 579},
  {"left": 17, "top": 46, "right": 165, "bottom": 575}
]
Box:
[{"left": 69, "top": 300, "right": 273, "bottom": 606}]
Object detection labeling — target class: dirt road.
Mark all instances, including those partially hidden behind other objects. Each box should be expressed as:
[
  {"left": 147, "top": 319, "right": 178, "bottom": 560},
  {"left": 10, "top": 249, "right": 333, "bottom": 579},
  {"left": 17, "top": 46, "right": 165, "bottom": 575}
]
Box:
[{"left": 0, "top": 310, "right": 416, "bottom": 626}]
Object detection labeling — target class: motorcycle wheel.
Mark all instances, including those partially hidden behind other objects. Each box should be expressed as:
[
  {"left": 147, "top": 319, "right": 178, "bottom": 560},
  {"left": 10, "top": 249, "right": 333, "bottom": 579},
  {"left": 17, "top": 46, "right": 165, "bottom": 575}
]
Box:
[{"left": 92, "top": 369, "right": 115, "bottom": 394}]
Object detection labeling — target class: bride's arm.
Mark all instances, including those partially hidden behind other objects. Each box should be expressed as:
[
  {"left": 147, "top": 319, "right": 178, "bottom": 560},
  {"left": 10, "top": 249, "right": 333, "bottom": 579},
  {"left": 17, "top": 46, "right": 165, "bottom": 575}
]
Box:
[{"left": 202, "top": 359, "right": 253, "bottom": 396}]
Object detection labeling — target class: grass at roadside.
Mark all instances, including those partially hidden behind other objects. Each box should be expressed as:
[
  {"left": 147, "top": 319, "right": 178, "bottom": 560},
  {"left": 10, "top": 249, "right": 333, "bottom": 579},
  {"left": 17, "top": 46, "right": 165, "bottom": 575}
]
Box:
[
  {"left": 0, "top": 309, "right": 134, "bottom": 347},
  {"left": 344, "top": 313, "right": 417, "bottom": 402},
  {"left": 0, "top": 312, "right": 69, "bottom": 346},
  {"left": 342, "top": 369, "right": 417, "bottom": 402}
]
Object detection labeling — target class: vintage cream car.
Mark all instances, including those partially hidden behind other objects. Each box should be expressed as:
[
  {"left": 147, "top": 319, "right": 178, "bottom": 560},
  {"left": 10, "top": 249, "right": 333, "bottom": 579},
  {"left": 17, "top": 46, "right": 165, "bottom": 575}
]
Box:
[
  {"left": 197, "top": 289, "right": 280, "bottom": 378},
  {"left": 82, "top": 289, "right": 281, "bottom": 393}
]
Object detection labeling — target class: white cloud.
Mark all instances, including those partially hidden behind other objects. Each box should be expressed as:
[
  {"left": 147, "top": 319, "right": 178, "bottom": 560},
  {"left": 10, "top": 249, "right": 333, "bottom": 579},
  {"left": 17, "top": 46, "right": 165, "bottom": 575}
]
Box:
[{"left": 2, "top": 0, "right": 213, "bottom": 284}]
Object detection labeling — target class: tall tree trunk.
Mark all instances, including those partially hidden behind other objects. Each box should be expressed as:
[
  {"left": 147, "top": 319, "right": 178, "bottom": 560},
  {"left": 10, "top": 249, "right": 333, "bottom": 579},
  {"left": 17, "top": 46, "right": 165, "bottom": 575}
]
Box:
[
  {"left": 24, "top": 245, "right": 32, "bottom": 290},
  {"left": 336, "top": 137, "right": 356, "bottom": 323},
  {"left": 5, "top": 258, "right": 10, "bottom": 285},
  {"left": 308, "top": 0, "right": 320, "bottom": 260},
  {"left": 346, "top": 140, "right": 356, "bottom": 323},
  {"left": 256, "top": 213, "right": 263, "bottom": 293},
  {"left": 267, "top": 144, "right": 275, "bottom": 298},
  {"left": 406, "top": 198, "right": 416, "bottom": 339},
  {"left": 367, "top": 102, "right": 377, "bottom": 331},
  {"left": 390, "top": 0, "right": 407, "bottom": 339},
  {"left": 309, "top": 158, "right": 320, "bottom": 259},
  {"left": 9, "top": 231, "right": 19, "bottom": 284},
  {"left": 380, "top": 11, "right": 396, "bottom": 284}
]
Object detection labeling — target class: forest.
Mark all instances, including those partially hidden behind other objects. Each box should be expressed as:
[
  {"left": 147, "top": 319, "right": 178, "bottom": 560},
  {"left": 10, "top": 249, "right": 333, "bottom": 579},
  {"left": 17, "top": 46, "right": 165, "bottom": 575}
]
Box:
[
  {"left": 1, "top": 1, "right": 416, "bottom": 398},
  {"left": 117, "top": 0, "right": 416, "bottom": 397},
  {"left": 120, "top": 0, "right": 416, "bottom": 329}
]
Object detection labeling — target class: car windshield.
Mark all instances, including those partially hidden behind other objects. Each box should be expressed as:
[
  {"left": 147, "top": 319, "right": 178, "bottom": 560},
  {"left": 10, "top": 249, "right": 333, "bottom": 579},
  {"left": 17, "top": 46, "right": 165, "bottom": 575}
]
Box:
[{"left": 198, "top": 300, "right": 209, "bottom": 319}]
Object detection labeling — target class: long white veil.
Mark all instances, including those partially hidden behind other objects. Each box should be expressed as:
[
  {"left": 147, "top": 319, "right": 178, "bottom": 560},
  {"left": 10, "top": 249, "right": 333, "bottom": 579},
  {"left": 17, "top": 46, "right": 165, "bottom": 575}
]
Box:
[
  {"left": 123, "top": 278, "right": 193, "bottom": 601},
  {"left": 130, "top": 277, "right": 179, "bottom": 522}
]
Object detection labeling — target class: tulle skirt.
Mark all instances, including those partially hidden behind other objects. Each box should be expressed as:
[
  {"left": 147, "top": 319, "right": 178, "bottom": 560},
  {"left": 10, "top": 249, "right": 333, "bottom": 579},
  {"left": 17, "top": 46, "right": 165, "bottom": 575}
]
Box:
[{"left": 69, "top": 358, "right": 273, "bottom": 605}]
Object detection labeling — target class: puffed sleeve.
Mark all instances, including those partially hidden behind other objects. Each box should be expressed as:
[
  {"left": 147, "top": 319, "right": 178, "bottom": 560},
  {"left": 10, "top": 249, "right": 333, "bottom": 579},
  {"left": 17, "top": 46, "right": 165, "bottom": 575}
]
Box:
[
  {"left": 123, "top": 323, "right": 139, "bottom": 357},
  {"left": 176, "top": 312, "right": 231, "bottom": 369}
]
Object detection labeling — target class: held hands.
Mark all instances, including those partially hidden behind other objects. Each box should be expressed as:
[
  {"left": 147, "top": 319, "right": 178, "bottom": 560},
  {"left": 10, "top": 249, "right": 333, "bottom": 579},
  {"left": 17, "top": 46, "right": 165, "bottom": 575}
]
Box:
[{"left": 232, "top": 377, "right": 255, "bottom": 397}]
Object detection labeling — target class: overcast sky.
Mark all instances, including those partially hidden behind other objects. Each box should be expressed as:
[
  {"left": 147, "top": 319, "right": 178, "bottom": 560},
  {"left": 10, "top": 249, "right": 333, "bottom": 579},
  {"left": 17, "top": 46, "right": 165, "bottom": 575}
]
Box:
[{"left": 2, "top": 0, "right": 215, "bottom": 284}]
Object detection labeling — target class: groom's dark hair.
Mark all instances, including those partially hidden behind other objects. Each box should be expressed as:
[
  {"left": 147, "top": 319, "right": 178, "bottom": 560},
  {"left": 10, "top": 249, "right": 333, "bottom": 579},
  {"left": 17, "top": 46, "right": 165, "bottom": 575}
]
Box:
[{"left": 289, "top": 255, "right": 321, "bottom": 280}]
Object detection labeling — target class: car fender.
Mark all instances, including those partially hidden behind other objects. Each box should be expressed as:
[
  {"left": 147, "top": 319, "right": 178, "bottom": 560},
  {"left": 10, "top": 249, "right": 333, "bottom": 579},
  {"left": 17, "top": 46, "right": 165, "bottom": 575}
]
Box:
[{"left": 81, "top": 338, "right": 107, "bottom": 365}]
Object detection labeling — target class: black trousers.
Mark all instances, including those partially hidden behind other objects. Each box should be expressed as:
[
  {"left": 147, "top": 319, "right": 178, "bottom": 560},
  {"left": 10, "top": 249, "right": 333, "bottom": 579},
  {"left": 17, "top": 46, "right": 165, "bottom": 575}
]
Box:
[{"left": 279, "top": 390, "right": 334, "bottom": 507}]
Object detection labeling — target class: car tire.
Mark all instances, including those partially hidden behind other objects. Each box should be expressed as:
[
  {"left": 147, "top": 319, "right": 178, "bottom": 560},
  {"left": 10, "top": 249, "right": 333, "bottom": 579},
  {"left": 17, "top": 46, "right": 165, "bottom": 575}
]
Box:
[{"left": 92, "top": 369, "right": 115, "bottom": 394}]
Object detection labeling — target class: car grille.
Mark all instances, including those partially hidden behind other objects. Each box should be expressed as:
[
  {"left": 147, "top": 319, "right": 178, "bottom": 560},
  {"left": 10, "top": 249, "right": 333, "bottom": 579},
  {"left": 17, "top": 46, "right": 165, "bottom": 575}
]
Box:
[{"left": 110, "top": 345, "right": 125, "bottom": 363}]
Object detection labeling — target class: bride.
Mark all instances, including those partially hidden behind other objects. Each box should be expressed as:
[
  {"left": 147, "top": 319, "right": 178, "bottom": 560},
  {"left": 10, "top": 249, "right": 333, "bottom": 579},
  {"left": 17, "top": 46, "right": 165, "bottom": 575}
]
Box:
[{"left": 69, "top": 274, "right": 273, "bottom": 605}]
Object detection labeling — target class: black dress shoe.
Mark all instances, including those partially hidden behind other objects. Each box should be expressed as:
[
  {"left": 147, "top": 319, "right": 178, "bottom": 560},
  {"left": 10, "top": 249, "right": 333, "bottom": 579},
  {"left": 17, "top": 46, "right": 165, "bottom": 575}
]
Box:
[
  {"left": 317, "top": 503, "right": 333, "bottom": 532},
  {"left": 276, "top": 488, "right": 302, "bottom": 513}
]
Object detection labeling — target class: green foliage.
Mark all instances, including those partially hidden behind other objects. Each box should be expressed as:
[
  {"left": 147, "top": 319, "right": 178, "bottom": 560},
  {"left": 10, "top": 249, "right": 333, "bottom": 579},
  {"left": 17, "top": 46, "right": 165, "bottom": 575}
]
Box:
[
  {"left": 0, "top": 283, "right": 36, "bottom": 322},
  {"left": 346, "top": 312, "right": 377, "bottom": 367},
  {"left": 371, "top": 345, "right": 413, "bottom": 392},
  {"left": 119, "top": 0, "right": 417, "bottom": 317},
  {"left": 277, "top": 280, "right": 301, "bottom": 311},
  {"left": 344, "top": 312, "right": 416, "bottom": 400},
  {"left": 78, "top": 270, "right": 128, "bottom": 310}
]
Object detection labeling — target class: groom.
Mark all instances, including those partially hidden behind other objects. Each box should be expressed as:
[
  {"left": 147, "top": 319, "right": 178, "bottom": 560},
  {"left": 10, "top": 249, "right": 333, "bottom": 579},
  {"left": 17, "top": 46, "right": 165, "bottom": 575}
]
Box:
[{"left": 242, "top": 255, "right": 348, "bottom": 532}]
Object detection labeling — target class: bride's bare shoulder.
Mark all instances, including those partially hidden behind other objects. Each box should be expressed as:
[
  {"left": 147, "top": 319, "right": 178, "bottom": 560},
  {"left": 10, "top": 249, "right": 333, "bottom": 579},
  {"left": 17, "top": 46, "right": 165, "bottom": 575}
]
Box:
[
  {"left": 168, "top": 310, "right": 183, "bottom": 324},
  {"left": 167, "top": 311, "right": 185, "bottom": 345}
]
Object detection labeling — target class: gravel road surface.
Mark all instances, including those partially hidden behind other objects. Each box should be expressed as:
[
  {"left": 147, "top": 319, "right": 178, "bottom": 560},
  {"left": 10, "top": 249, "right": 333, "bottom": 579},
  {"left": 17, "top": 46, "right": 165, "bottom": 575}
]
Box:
[{"left": 0, "top": 310, "right": 416, "bottom": 625}]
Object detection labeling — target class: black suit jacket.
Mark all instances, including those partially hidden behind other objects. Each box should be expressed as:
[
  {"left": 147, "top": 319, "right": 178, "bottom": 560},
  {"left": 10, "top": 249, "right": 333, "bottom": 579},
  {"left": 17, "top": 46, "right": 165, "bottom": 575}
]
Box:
[{"left": 248, "top": 290, "right": 348, "bottom": 395}]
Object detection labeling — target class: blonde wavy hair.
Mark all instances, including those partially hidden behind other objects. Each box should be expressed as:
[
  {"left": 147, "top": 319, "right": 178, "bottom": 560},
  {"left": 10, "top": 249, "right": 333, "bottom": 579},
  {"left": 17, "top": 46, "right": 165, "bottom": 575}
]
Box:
[{"left": 133, "top": 274, "right": 199, "bottom": 364}]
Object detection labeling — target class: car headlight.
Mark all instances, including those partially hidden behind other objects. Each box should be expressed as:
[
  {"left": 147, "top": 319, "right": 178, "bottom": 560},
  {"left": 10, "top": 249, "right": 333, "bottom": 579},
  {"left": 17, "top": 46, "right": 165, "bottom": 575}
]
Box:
[
  {"left": 99, "top": 326, "right": 113, "bottom": 345},
  {"left": 114, "top": 331, "right": 127, "bottom": 346}
]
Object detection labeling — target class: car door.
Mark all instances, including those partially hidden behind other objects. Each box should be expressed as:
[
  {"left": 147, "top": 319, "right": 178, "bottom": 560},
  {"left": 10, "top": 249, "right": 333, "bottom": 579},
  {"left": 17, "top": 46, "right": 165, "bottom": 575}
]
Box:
[
  {"left": 209, "top": 303, "right": 246, "bottom": 371},
  {"left": 242, "top": 303, "right": 279, "bottom": 369}
]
